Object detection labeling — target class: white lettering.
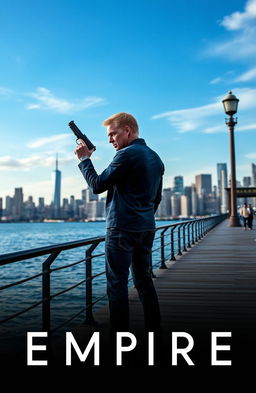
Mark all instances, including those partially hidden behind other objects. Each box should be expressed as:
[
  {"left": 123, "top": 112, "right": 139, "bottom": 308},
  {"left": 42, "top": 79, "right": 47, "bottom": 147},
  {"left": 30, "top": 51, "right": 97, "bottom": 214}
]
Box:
[
  {"left": 116, "top": 332, "right": 137, "bottom": 366},
  {"left": 66, "top": 332, "right": 100, "bottom": 366},
  {"left": 148, "top": 332, "right": 154, "bottom": 366},
  {"left": 27, "top": 332, "right": 48, "bottom": 366},
  {"left": 211, "top": 332, "right": 232, "bottom": 366},
  {"left": 172, "top": 332, "right": 194, "bottom": 366}
]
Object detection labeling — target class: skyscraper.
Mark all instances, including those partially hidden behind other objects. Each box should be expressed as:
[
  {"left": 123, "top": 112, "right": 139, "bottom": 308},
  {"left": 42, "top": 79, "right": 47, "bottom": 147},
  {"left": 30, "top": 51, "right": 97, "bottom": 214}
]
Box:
[
  {"left": 173, "top": 176, "right": 184, "bottom": 194},
  {"left": 13, "top": 187, "right": 23, "bottom": 220},
  {"left": 252, "top": 163, "right": 256, "bottom": 186},
  {"left": 195, "top": 174, "right": 212, "bottom": 196},
  {"left": 52, "top": 154, "right": 61, "bottom": 218},
  {"left": 217, "top": 164, "right": 228, "bottom": 214}
]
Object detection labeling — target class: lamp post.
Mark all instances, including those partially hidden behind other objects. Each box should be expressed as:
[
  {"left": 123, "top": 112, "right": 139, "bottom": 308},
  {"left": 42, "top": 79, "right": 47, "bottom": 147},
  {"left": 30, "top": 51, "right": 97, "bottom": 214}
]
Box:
[{"left": 222, "top": 91, "right": 241, "bottom": 227}]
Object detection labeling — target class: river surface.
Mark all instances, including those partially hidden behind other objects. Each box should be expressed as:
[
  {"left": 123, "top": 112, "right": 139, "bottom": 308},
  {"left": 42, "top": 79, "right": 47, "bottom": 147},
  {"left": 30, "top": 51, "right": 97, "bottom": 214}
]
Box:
[{"left": 0, "top": 220, "right": 181, "bottom": 352}]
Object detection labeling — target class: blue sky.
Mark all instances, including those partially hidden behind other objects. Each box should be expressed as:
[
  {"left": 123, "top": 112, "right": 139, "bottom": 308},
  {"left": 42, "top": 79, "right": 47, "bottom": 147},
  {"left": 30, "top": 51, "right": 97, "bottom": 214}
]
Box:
[{"left": 1, "top": 0, "right": 256, "bottom": 204}]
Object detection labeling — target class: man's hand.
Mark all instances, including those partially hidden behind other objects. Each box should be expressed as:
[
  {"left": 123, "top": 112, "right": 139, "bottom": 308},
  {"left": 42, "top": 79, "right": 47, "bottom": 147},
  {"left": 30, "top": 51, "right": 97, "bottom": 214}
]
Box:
[{"left": 74, "top": 139, "right": 95, "bottom": 161}]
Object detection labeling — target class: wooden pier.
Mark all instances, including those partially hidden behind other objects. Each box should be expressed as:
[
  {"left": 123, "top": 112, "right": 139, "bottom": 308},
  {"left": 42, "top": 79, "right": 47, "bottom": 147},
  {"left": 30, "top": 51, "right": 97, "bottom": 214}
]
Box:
[{"left": 60, "top": 219, "right": 256, "bottom": 369}]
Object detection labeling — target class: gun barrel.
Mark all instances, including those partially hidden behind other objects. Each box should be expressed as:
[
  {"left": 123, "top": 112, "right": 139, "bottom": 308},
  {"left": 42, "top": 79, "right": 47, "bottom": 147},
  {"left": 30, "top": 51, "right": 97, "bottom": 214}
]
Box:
[{"left": 68, "top": 120, "right": 96, "bottom": 150}]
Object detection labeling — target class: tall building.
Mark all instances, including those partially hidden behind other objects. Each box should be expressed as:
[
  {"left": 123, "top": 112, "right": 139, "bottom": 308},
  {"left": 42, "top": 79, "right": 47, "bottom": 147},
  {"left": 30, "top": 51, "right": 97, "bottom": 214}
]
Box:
[
  {"left": 82, "top": 188, "right": 99, "bottom": 203},
  {"left": 220, "top": 170, "right": 228, "bottom": 213},
  {"left": 217, "top": 164, "right": 228, "bottom": 214},
  {"left": 13, "top": 187, "right": 23, "bottom": 220},
  {"left": 252, "top": 163, "right": 256, "bottom": 186},
  {"left": 181, "top": 195, "right": 190, "bottom": 217},
  {"left": 171, "top": 193, "right": 181, "bottom": 217},
  {"left": 52, "top": 154, "right": 61, "bottom": 218},
  {"left": 195, "top": 174, "right": 212, "bottom": 196},
  {"left": 5, "top": 196, "right": 13, "bottom": 217},
  {"left": 243, "top": 177, "right": 251, "bottom": 187},
  {"left": 173, "top": 176, "right": 184, "bottom": 194},
  {"left": 184, "top": 186, "right": 192, "bottom": 216},
  {"left": 191, "top": 184, "right": 198, "bottom": 216},
  {"left": 217, "top": 164, "right": 227, "bottom": 196}
]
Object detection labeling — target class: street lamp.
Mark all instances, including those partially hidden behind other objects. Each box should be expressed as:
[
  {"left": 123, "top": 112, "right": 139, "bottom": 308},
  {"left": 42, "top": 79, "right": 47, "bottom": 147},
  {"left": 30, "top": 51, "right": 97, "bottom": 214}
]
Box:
[{"left": 222, "top": 91, "right": 241, "bottom": 227}]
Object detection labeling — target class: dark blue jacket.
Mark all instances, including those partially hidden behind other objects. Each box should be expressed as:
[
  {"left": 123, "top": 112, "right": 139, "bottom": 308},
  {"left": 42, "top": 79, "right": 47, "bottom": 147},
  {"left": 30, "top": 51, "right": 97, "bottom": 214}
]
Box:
[{"left": 78, "top": 138, "right": 164, "bottom": 231}]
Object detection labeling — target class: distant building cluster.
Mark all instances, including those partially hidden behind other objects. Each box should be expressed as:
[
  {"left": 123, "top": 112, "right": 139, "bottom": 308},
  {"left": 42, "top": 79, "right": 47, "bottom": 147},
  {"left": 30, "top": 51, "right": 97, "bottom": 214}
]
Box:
[
  {"left": 155, "top": 163, "right": 256, "bottom": 219},
  {"left": 1, "top": 161, "right": 256, "bottom": 222}
]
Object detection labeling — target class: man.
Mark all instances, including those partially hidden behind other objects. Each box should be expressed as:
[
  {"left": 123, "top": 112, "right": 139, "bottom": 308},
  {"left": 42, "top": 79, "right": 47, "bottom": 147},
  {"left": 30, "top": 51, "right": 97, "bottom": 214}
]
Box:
[
  {"left": 75, "top": 112, "right": 164, "bottom": 331},
  {"left": 240, "top": 203, "right": 250, "bottom": 230}
]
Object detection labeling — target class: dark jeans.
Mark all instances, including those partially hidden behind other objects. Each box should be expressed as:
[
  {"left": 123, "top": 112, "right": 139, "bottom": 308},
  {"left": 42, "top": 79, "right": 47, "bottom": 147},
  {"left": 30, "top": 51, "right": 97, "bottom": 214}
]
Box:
[
  {"left": 242, "top": 217, "right": 249, "bottom": 228},
  {"left": 248, "top": 216, "right": 253, "bottom": 229},
  {"left": 105, "top": 228, "right": 161, "bottom": 331}
]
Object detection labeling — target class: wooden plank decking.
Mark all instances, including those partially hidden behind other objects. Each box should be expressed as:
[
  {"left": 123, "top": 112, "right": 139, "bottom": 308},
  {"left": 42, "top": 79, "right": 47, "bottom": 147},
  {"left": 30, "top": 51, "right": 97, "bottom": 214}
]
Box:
[{"left": 56, "top": 219, "right": 256, "bottom": 368}]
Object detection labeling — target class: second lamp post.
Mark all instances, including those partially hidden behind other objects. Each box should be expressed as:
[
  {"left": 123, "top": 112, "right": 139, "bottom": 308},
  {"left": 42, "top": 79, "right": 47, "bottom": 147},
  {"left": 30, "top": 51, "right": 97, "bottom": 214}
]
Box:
[{"left": 222, "top": 91, "right": 241, "bottom": 227}]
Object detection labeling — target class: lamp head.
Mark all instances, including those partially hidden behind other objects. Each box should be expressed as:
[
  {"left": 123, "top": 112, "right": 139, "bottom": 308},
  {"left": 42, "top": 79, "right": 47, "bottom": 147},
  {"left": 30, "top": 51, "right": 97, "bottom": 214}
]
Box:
[{"left": 222, "top": 91, "right": 239, "bottom": 116}]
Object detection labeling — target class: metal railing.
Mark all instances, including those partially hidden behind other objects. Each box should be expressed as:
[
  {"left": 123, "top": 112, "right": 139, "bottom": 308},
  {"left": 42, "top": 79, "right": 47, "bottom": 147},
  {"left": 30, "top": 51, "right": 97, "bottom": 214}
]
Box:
[{"left": 0, "top": 214, "right": 227, "bottom": 335}]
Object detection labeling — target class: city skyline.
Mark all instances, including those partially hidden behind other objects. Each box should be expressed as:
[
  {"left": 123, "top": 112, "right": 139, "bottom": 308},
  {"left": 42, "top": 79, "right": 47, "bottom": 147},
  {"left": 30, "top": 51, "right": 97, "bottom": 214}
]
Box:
[
  {"left": 1, "top": 159, "right": 256, "bottom": 209},
  {"left": 1, "top": 1, "right": 256, "bottom": 202}
]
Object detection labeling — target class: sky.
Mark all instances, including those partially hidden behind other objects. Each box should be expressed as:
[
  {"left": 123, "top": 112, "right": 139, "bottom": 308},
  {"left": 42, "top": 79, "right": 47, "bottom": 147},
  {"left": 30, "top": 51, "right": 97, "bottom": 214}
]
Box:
[{"left": 1, "top": 0, "right": 256, "bottom": 205}]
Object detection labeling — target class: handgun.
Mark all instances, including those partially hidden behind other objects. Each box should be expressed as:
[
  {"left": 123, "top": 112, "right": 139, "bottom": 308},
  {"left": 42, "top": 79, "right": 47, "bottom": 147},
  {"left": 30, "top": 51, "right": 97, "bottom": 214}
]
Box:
[{"left": 68, "top": 120, "right": 96, "bottom": 151}]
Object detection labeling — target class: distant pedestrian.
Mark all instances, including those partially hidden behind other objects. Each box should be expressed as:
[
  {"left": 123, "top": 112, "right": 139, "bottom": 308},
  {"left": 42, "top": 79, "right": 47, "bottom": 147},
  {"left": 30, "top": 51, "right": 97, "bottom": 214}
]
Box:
[
  {"left": 240, "top": 203, "right": 250, "bottom": 230},
  {"left": 248, "top": 204, "right": 254, "bottom": 230}
]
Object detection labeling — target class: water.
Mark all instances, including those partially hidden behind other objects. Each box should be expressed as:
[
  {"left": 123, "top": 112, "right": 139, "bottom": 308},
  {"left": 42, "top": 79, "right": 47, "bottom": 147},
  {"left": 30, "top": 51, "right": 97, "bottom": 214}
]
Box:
[{"left": 0, "top": 220, "right": 179, "bottom": 352}]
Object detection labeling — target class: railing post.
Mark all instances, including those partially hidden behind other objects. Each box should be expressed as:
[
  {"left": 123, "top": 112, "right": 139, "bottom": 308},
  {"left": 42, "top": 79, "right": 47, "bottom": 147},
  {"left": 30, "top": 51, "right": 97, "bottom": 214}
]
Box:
[
  {"left": 182, "top": 223, "right": 187, "bottom": 252},
  {"left": 160, "top": 228, "right": 168, "bottom": 269},
  {"left": 195, "top": 220, "right": 199, "bottom": 242},
  {"left": 187, "top": 222, "right": 192, "bottom": 248},
  {"left": 150, "top": 253, "right": 157, "bottom": 278},
  {"left": 170, "top": 226, "right": 177, "bottom": 261},
  {"left": 42, "top": 251, "right": 60, "bottom": 332},
  {"left": 84, "top": 242, "right": 100, "bottom": 325},
  {"left": 177, "top": 224, "right": 183, "bottom": 255},
  {"left": 191, "top": 222, "right": 195, "bottom": 245}
]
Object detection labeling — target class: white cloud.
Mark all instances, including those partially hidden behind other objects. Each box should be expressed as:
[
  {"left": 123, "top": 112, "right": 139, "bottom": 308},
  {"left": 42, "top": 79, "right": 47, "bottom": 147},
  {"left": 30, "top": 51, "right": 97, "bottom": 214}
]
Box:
[
  {"left": 26, "top": 87, "right": 106, "bottom": 113},
  {"left": 207, "top": 0, "right": 256, "bottom": 60},
  {"left": 152, "top": 88, "right": 256, "bottom": 134},
  {"left": 210, "top": 77, "right": 222, "bottom": 85},
  {"left": 221, "top": 0, "right": 256, "bottom": 31},
  {"left": 0, "top": 87, "right": 14, "bottom": 96},
  {"left": 234, "top": 67, "right": 256, "bottom": 82},
  {"left": 27, "top": 134, "right": 72, "bottom": 148},
  {"left": 0, "top": 154, "right": 74, "bottom": 171},
  {"left": 245, "top": 152, "right": 256, "bottom": 159}
]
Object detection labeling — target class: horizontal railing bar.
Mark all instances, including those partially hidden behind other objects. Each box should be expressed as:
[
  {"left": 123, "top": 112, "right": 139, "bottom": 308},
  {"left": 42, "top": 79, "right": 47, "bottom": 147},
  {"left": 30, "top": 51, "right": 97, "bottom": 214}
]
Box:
[
  {"left": 50, "top": 279, "right": 87, "bottom": 299},
  {"left": 0, "top": 236, "right": 105, "bottom": 266},
  {"left": 0, "top": 272, "right": 43, "bottom": 291},
  {"left": 90, "top": 252, "right": 105, "bottom": 259},
  {"left": 91, "top": 294, "right": 108, "bottom": 307},
  {"left": 0, "top": 300, "right": 43, "bottom": 324},
  {"left": 50, "top": 258, "right": 86, "bottom": 272},
  {"left": 91, "top": 270, "right": 106, "bottom": 280},
  {"left": 151, "top": 246, "right": 162, "bottom": 253},
  {"left": 51, "top": 307, "right": 86, "bottom": 333}
]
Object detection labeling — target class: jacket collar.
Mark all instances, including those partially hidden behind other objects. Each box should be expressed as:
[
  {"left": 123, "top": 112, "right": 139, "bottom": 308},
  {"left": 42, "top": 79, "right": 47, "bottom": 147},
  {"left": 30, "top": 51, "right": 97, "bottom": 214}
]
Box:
[{"left": 128, "top": 138, "right": 146, "bottom": 146}]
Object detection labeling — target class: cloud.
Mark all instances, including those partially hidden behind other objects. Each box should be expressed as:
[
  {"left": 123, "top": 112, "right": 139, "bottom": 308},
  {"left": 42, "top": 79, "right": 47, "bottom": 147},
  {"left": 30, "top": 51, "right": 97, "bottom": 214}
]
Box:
[
  {"left": 206, "top": 0, "right": 256, "bottom": 60},
  {"left": 152, "top": 88, "right": 256, "bottom": 134},
  {"left": 245, "top": 152, "right": 256, "bottom": 159},
  {"left": 27, "top": 134, "right": 72, "bottom": 148},
  {"left": 220, "top": 0, "right": 256, "bottom": 31},
  {"left": 210, "top": 77, "right": 222, "bottom": 85},
  {"left": 234, "top": 67, "right": 256, "bottom": 82},
  {"left": 0, "top": 87, "right": 14, "bottom": 96},
  {"left": 26, "top": 87, "right": 106, "bottom": 113},
  {"left": 0, "top": 154, "right": 74, "bottom": 171}
]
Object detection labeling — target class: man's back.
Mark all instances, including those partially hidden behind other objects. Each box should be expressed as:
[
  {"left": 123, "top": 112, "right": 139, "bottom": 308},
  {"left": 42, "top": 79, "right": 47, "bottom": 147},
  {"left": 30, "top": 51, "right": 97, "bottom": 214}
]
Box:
[
  {"left": 105, "top": 138, "right": 164, "bottom": 231},
  {"left": 79, "top": 138, "right": 164, "bottom": 231}
]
